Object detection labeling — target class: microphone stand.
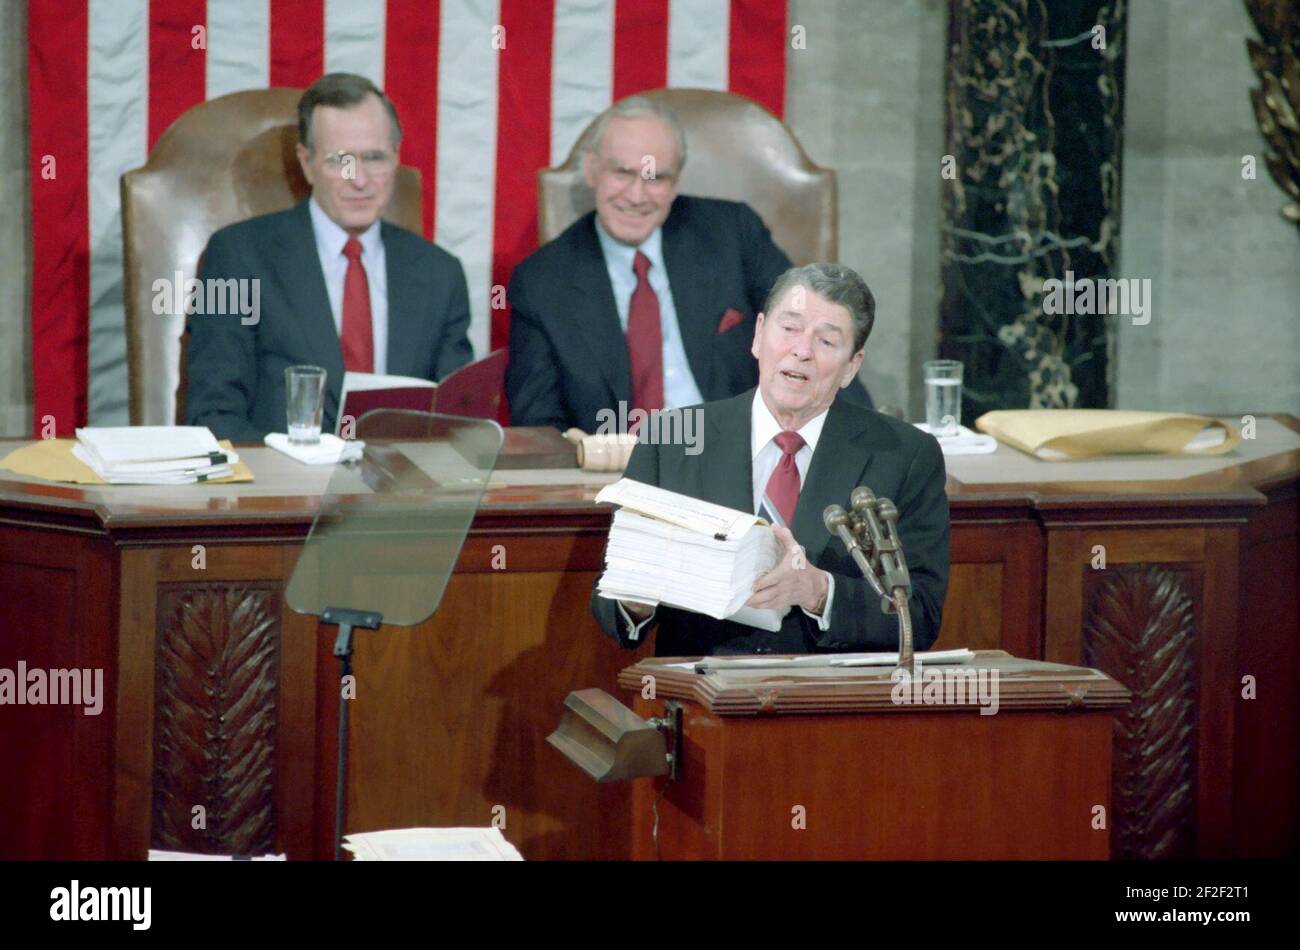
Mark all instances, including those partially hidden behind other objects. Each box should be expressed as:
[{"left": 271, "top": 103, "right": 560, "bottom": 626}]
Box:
[{"left": 825, "top": 489, "right": 915, "bottom": 675}]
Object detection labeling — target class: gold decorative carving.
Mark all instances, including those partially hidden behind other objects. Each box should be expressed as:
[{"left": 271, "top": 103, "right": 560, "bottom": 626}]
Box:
[{"left": 1245, "top": 0, "right": 1300, "bottom": 223}]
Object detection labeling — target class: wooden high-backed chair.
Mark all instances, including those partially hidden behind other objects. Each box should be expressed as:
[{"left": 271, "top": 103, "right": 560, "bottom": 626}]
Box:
[
  {"left": 120, "top": 88, "right": 422, "bottom": 425},
  {"left": 538, "top": 88, "right": 836, "bottom": 264}
]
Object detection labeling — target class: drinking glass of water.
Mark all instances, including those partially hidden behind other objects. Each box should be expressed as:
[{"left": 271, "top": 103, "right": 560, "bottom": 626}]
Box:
[
  {"left": 923, "top": 359, "right": 963, "bottom": 438},
  {"left": 285, "top": 365, "right": 326, "bottom": 444}
]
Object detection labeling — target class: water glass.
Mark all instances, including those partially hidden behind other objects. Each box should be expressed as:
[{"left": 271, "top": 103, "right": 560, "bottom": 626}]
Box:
[
  {"left": 285, "top": 365, "right": 327, "bottom": 444},
  {"left": 923, "top": 359, "right": 963, "bottom": 438}
]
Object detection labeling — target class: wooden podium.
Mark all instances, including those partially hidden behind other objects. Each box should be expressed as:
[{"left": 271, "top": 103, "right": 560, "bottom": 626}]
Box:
[{"left": 618, "top": 651, "right": 1129, "bottom": 860}]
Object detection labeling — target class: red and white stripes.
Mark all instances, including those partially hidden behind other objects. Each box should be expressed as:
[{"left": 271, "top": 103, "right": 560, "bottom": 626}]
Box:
[{"left": 27, "top": 0, "right": 787, "bottom": 433}]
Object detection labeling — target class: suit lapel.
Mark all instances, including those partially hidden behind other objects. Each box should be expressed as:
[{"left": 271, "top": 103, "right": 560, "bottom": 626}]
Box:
[
  {"left": 702, "top": 391, "right": 755, "bottom": 514},
  {"left": 272, "top": 201, "right": 346, "bottom": 413},
  {"left": 793, "top": 398, "right": 875, "bottom": 566},
  {"left": 662, "top": 203, "right": 717, "bottom": 396},
  {"left": 383, "top": 225, "right": 423, "bottom": 377},
  {"left": 569, "top": 218, "right": 632, "bottom": 403}
]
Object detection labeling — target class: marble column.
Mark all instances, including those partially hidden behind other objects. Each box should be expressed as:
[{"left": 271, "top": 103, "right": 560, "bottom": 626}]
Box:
[
  {"left": 0, "top": 0, "right": 31, "bottom": 436},
  {"left": 941, "top": 0, "right": 1127, "bottom": 420}
]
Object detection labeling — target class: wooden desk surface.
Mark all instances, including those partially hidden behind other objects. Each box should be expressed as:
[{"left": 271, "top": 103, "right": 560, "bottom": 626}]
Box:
[
  {"left": 0, "top": 418, "right": 1295, "bottom": 860},
  {"left": 0, "top": 413, "right": 1295, "bottom": 531},
  {"left": 619, "top": 649, "right": 1130, "bottom": 716}
]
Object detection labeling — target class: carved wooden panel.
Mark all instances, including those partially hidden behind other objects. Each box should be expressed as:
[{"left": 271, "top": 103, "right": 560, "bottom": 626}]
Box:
[
  {"left": 1082, "top": 564, "right": 1197, "bottom": 860},
  {"left": 152, "top": 583, "right": 280, "bottom": 854}
]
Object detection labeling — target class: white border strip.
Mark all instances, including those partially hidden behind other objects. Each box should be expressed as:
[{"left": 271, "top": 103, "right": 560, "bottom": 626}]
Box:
[
  {"left": 206, "top": 0, "right": 270, "bottom": 98},
  {"left": 550, "top": 0, "right": 614, "bottom": 166},
  {"left": 86, "top": 0, "right": 149, "bottom": 425},
  {"left": 668, "top": 0, "right": 729, "bottom": 90},
  {"left": 324, "top": 0, "right": 387, "bottom": 86},
  {"left": 435, "top": 0, "right": 502, "bottom": 357}
]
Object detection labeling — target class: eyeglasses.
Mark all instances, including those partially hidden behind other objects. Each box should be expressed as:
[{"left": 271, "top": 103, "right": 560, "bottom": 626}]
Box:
[
  {"left": 599, "top": 160, "right": 678, "bottom": 193},
  {"left": 316, "top": 149, "right": 397, "bottom": 179}
]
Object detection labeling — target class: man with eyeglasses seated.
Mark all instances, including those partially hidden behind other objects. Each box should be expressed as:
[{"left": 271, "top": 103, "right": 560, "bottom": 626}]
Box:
[
  {"left": 506, "top": 95, "right": 872, "bottom": 434},
  {"left": 186, "top": 72, "right": 473, "bottom": 441}
]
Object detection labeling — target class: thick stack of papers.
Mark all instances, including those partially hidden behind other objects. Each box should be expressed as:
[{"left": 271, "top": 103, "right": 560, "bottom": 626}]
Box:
[
  {"left": 343, "top": 827, "right": 523, "bottom": 861},
  {"left": 595, "top": 479, "right": 787, "bottom": 632},
  {"left": 72, "top": 426, "right": 236, "bottom": 484}
]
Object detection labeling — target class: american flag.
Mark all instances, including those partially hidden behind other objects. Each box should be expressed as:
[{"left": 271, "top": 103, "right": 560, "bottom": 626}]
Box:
[{"left": 27, "top": 0, "right": 789, "bottom": 434}]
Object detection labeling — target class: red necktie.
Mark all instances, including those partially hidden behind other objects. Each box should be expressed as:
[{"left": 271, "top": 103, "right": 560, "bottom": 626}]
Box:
[
  {"left": 626, "top": 251, "right": 664, "bottom": 413},
  {"left": 765, "top": 431, "right": 806, "bottom": 526},
  {"left": 341, "top": 237, "right": 374, "bottom": 372}
]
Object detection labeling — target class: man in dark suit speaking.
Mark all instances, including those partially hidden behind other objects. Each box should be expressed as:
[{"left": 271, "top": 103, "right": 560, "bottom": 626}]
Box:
[
  {"left": 186, "top": 73, "right": 473, "bottom": 441},
  {"left": 592, "top": 263, "right": 949, "bottom": 657},
  {"left": 506, "top": 95, "right": 871, "bottom": 433}
]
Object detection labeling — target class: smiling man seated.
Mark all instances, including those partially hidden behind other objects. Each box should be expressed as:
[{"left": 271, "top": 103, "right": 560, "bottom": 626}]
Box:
[
  {"left": 186, "top": 73, "right": 473, "bottom": 441},
  {"left": 505, "top": 95, "right": 872, "bottom": 434},
  {"left": 591, "top": 263, "right": 950, "bottom": 656}
]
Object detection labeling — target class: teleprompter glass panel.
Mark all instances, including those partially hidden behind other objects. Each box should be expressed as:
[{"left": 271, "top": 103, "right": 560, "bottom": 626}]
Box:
[{"left": 285, "top": 410, "right": 504, "bottom": 627}]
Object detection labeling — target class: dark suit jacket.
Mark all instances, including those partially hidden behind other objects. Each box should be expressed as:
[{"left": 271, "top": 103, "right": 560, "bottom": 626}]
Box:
[
  {"left": 186, "top": 200, "right": 473, "bottom": 441},
  {"left": 506, "top": 195, "right": 871, "bottom": 433},
  {"left": 591, "top": 390, "right": 949, "bottom": 656}
]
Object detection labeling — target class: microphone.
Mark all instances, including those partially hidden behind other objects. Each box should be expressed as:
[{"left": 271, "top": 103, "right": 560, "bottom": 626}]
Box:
[
  {"left": 849, "top": 487, "right": 911, "bottom": 597},
  {"left": 875, "top": 499, "right": 912, "bottom": 594},
  {"left": 828, "top": 488, "right": 916, "bottom": 673},
  {"left": 823, "top": 505, "right": 886, "bottom": 599}
]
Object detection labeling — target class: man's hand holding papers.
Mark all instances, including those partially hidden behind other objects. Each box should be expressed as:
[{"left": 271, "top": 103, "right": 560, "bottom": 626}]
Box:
[{"left": 746, "top": 524, "right": 831, "bottom": 615}]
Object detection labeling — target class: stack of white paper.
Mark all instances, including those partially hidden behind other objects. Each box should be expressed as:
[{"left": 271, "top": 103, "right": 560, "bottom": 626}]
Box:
[
  {"left": 595, "top": 479, "right": 787, "bottom": 632},
  {"left": 673, "top": 648, "right": 977, "bottom": 672},
  {"left": 343, "top": 827, "right": 524, "bottom": 861},
  {"left": 73, "top": 426, "right": 236, "bottom": 484},
  {"left": 147, "top": 850, "right": 286, "bottom": 861}
]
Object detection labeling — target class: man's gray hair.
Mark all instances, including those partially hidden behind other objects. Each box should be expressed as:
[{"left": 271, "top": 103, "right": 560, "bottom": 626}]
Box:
[
  {"left": 764, "top": 263, "right": 876, "bottom": 353},
  {"left": 582, "top": 95, "right": 688, "bottom": 170},
  {"left": 298, "top": 72, "right": 402, "bottom": 151}
]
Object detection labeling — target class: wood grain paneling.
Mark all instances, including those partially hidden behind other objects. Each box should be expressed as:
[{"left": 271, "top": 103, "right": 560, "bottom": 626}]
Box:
[
  {"left": 0, "top": 528, "right": 117, "bottom": 860},
  {"left": 945, "top": 520, "right": 1043, "bottom": 657},
  {"left": 331, "top": 567, "right": 651, "bottom": 860},
  {"left": 1235, "top": 496, "right": 1299, "bottom": 856},
  {"left": 1, "top": 420, "right": 1295, "bottom": 860},
  {"left": 632, "top": 702, "right": 1116, "bottom": 860},
  {"left": 152, "top": 583, "right": 280, "bottom": 854},
  {"left": 1083, "top": 565, "right": 1197, "bottom": 859},
  {"left": 934, "top": 563, "right": 1003, "bottom": 651}
]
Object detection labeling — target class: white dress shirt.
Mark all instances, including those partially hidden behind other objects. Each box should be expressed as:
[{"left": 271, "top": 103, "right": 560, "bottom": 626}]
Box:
[
  {"left": 749, "top": 392, "right": 835, "bottom": 631},
  {"left": 308, "top": 197, "right": 389, "bottom": 374},
  {"left": 618, "top": 391, "right": 837, "bottom": 639},
  {"left": 593, "top": 219, "right": 704, "bottom": 410}
]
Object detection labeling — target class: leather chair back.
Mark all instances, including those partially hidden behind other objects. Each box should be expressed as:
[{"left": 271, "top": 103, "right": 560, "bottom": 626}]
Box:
[
  {"left": 538, "top": 88, "right": 835, "bottom": 264},
  {"left": 121, "top": 88, "right": 422, "bottom": 425}
]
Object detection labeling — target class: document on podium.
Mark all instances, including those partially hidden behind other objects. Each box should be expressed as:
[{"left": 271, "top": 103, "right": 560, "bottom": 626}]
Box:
[
  {"left": 595, "top": 478, "right": 788, "bottom": 631},
  {"left": 342, "top": 827, "right": 523, "bottom": 861}
]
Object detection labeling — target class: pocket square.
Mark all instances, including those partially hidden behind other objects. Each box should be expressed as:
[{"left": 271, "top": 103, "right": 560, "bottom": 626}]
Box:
[{"left": 717, "top": 308, "right": 745, "bottom": 335}]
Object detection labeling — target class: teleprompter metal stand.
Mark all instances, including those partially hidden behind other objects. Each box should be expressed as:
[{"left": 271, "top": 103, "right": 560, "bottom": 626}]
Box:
[
  {"left": 286, "top": 409, "right": 503, "bottom": 860},
  {"left": 320, "top": 607, "right": 382, "bottom": 861}
]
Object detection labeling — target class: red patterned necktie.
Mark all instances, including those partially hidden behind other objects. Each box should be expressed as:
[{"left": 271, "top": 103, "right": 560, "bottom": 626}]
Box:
[
  {"left": 626, "top": 251, "right": 664, "bottom": 413},
  {"left": 341, "top": 237, "right": 374, "bottom": 372},
  {"left": 765, "top": 431, "right": 806, "bottom": 526}
]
